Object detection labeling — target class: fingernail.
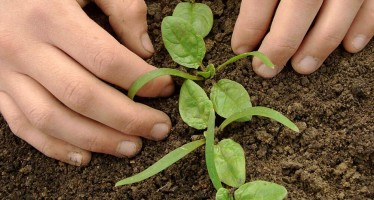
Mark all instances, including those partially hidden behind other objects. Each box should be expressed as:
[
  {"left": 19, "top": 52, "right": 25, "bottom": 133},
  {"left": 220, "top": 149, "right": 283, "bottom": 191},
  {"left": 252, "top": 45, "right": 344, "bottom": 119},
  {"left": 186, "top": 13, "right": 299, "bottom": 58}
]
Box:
[
  {"left": 256, "top": 64, "right": 279, "bottom": 78},
  {"left": 235, "top": 46, "right": 251, "bottom": 54},
  {"left": 151, "top": 123, "right": 170, "bottom": 140},
  {"left": 352, "top": 34, "right": 368, "bottom": 51},
  {"left": 141, "top": 33, "right": 155, "bottom": 53},
  {"left": 297, "top": 56, "right": 319, "bottom": 74},
  {"left": 160, "top": 83, "right": 175, "bottom": 97},
  {"left": 117, "top": 141, "right": 139, "bottom": 157},
  {"left": 68, "top": 152, "right": 82, "bottom": 166}
]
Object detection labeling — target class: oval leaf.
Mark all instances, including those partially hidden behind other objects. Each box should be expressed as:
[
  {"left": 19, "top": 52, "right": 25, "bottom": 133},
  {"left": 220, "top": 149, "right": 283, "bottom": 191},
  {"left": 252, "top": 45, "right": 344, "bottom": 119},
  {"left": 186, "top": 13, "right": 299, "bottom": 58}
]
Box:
[
  {"left": 216, "top": 188, "right": 234, "bottom": 200},
  {"left": 234, "top": 180, "right": 287, "bottom": 200},
  {"left": 162, "top": 16, "right": 205, "bottom": 68},
  {"left": 214, "top": 139, "right": 246, "bottom": 188},
  {"left": 173, "top": 2, "right": 213, "bottom": 38},
  {"left": 179, "top": 80, "right": 213, "bottom": 129},
  {"left": 210, "top": 79, "right": 252, "bottom": 122}
]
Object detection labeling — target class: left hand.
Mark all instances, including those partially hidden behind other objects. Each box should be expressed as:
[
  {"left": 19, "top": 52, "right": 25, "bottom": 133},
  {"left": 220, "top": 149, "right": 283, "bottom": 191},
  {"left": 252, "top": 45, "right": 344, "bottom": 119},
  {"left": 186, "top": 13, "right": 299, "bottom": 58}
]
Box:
[{"left": 231, "top": 0, "right": 374, "bottom": 78}]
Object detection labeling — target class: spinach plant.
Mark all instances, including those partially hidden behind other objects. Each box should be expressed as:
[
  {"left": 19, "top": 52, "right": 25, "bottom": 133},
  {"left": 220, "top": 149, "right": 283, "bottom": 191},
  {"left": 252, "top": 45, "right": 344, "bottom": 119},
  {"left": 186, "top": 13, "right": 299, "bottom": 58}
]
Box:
[{"left": 116, "top": 2, "right": 299, "bottom": 200}]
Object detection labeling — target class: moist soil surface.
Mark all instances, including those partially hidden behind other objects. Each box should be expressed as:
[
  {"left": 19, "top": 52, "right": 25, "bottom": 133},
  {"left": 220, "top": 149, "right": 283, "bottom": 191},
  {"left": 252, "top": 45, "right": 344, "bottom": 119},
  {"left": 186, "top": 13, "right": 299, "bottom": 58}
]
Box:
[{"left": 1, "top": 1, "right": 373, "bottom": 199}]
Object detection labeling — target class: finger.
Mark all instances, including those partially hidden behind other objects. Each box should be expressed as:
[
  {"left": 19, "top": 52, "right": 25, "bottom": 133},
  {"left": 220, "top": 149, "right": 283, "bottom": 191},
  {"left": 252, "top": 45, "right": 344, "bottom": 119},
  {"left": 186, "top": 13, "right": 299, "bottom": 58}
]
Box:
[
  {"left": 77, "top": 0, "right": 90, "bottom": 7},
  {"left": 1, "top": 72, "right": 144, "bottom": 157},
  {"left": 0, "top": 91, "right": 91, "bottom": 166},
  {"left": 252, "top": 0, "right": 323, "bottom": 78},
  {"left": 37, "top": 2, "right": 173, "bottom": 97},
  {"left": 292, "top": 0, "right": 364, "bottom": 74},
  {"left": 94, "top": 0, "right": 155, "bottom": 58},
  {"left": 231, "top": 0, "right": 278, "bottom": 54},
  {"left": 15, "top": 43, "right": 170, "bottom": 141},
  {"left": 343, "top": 0, "right": 374, "bottom": 53}
]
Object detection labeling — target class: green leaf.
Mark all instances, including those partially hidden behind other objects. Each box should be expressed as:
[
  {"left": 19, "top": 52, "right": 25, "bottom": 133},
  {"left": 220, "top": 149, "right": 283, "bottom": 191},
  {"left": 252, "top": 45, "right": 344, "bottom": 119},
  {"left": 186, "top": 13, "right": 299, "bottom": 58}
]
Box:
[
  {"left": 115, "top": 139, "right": 205, "bottom": 187},
  {"left": 173, "top": 2, "right": 213, "bottom": 38},
  {"left": 205, "top": 109, "right": 223, "bottom": 190},
  {"left": 162, "top": 16, "right": 206, "bottom": 68},
  {"left": 210, "top": 79, "right": 252, "bottom": 122},
  {"left": 179, "top": 80, "right": 213, "bottom": 129},
  {"left": 216, "top": 188, "right": 234, "bottom": 200},
  {"left": 214, "top": 139, "right": 246, "bottom": 188},
  {"left": 219, "top": 107, "right": 300, "bottom": 132},
  {"left": 197, "top": 64, "right": 216, "bottom": 79},
  {"left": 217, "top": 51, "right": 274, "bottom": 71},
  {"left": 128, "top": 68, "right": 203, "bottom": 99},
  {"left": 234, "top": 180, "right": 287, "bottom": 200}
]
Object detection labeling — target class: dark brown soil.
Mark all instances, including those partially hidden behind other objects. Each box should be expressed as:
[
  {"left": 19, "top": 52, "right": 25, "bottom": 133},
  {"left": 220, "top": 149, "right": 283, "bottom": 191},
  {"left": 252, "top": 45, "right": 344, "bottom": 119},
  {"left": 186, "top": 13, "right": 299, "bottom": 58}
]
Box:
[{"left": 1, "top": 1, "right": 373, "bottom": 199}]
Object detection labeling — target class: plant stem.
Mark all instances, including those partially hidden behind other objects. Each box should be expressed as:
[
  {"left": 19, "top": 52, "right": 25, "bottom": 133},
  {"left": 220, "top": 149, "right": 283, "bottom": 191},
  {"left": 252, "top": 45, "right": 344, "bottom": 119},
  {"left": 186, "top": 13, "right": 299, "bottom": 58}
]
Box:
[
  {"left": 205, "top": 109, "right": 223, "bottom": 190},
  {"left": 216, "top": 51, "right": 274, "bottom": 72},
  {"left": 200, "top": 62, "right": 206, "bottom": 71}
]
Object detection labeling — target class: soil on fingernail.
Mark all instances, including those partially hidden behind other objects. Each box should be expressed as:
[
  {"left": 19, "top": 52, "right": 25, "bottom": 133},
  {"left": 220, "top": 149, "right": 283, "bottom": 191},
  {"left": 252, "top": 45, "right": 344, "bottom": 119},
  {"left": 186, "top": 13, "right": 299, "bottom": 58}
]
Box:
[{"left": 1, "top": 1, "right": 373, "bottom": 199}]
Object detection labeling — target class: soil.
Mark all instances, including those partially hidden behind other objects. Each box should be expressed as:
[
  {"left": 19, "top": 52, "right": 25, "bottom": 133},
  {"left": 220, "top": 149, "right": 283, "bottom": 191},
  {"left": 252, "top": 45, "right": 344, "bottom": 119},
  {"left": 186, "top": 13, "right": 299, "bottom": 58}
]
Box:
[{"left": 1, "top": 1, "right": 373, "bottom": 199}]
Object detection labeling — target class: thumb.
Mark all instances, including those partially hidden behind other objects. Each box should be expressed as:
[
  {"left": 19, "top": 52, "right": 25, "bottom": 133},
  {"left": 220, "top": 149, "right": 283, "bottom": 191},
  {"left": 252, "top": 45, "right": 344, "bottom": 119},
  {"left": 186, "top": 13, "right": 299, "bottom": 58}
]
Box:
[{"left": 94, "top": 0, "right": 154, "bottom": 58}]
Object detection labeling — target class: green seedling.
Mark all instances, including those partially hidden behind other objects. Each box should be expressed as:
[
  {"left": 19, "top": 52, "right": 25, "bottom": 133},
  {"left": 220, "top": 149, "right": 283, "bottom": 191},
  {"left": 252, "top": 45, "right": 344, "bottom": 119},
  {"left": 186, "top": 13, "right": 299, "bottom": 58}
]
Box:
[{"left": 116, "top": 2, "right": 298, "bottom": 199}]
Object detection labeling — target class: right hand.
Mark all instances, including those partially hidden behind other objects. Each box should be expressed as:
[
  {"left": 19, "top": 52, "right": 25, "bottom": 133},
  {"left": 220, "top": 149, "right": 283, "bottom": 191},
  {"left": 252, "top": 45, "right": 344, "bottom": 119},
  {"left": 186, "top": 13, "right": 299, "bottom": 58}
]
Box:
[{"left": 0, "top": 0, "right": 174, "bottom": 166}]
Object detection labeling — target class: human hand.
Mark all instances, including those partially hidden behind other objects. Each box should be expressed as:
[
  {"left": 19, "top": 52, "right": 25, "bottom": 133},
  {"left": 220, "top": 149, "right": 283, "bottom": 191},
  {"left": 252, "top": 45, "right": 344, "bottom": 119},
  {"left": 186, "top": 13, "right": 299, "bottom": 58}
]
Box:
[
  {"left": 232, "top": 0, "right": 374, "bottom": 78},
  {"left": 0, "top": 0, "right": 174, "bottom": 166}
]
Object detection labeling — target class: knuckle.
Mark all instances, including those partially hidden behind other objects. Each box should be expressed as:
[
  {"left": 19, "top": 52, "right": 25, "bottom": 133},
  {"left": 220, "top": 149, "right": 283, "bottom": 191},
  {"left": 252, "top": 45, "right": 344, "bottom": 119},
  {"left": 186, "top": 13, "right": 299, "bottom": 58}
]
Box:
[
  {"left": 38, "top": 140, "right": 60, "bottom": 161},
  {"left": 86, "top": 134, "right": 100, "bottom": 152},
  {"left": 0, "top": 32, "right": 21, "bottom": 58},
  {"left": 27, "top": 105, "right": 54, "bottom": 129},
  {"left": 274, "top": 38, "right": 299, "bottom": 53},
  {"left": 5, "top": 112, "right": 26, "bottom": 137},
  {"left": 91, "top": 43, "right": 119, "bottom": 77},
  {"left": 119, "top": 116, "right": 142, "bottom": 134},
  {"left": 63, "top": 80, "right": 93, "bottom": 112},
  {"left": 321, "top": 32, "right": 343, "bottom": 49}
]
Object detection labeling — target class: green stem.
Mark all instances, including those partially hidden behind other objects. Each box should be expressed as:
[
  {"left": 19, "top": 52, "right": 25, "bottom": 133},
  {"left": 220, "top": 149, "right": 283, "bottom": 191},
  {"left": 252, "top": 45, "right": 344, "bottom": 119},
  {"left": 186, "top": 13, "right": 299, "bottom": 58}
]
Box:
[
  {"left": 205, "top": 109, "right": 223, "bottom": 190},
  {"left": 115, "top": 139, "right": 205, "bottom": 187},
  {"left": 216, "top": 51, "right": 274, "bottom": 72},
  {"left": 128, "top": 68, "right": 203, "bottom": 99},
  {"left": 200, "top": 62, "right": 206, "bottom": 71}
]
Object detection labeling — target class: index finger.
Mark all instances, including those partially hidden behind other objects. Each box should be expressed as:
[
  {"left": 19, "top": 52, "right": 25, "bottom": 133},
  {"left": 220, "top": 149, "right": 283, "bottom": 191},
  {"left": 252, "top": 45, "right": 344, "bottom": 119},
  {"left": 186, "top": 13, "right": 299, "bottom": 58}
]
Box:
[{"left": 42, "top": 2, "right": 174, "bottom": 97}]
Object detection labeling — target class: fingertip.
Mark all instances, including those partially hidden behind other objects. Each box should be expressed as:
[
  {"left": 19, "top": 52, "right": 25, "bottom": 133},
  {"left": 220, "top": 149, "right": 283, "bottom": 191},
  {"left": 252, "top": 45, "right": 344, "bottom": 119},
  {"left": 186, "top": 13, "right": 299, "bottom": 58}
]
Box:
[
  {"left": 137, "top": 75, "right": 175, "bottom": 97},
  {"left": 252, "top": 57, "right": 282, "bottom": 78},
  {"left": 253, "top": 64, "right": 279, "bottom": 78},
  {"left": 291, "top": 55, "right": 321, "bottom": 75},
  {"left": 95, "top": 0, "right": 154, "bottom": 58},
  {"left": 116, "top": 138, "right": 143, "bottom": 158},
  {"left": 77, "top": 0, "right": 90, "bottom": 8},
  {"left": 68, "top": 150, "right": 92, "bottom": 166},
  {"left": 343, "top": 34, "right": 370, "bottom": 53},
  {"left": 140, "top": 32, "right": 155, "bottom": 56},
  {"left": 150, "top": 122, "right": 171, "bottom": 141},
  {"left": 159, "top": 80, "right": 175, "bottom": 97}
]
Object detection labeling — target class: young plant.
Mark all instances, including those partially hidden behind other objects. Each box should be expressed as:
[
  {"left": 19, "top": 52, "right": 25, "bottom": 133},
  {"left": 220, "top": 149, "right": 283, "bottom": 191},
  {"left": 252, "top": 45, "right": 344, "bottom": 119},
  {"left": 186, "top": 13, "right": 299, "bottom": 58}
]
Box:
[{"left": 116, "top": 2, "right": 298, "bottom": 200}]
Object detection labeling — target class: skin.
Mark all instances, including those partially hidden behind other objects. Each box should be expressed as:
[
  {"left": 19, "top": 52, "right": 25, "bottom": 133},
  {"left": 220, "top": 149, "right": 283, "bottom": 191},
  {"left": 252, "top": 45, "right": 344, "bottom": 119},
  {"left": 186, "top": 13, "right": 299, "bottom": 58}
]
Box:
[
  {"left": 0, "top": 0, "right": 174, "bottom": 166},
  {"left": 1, "top": 0, "right": 372, "bottom": 167},
  {"left": 232, "top": 0, "right": 374, "bottom": 78}
]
